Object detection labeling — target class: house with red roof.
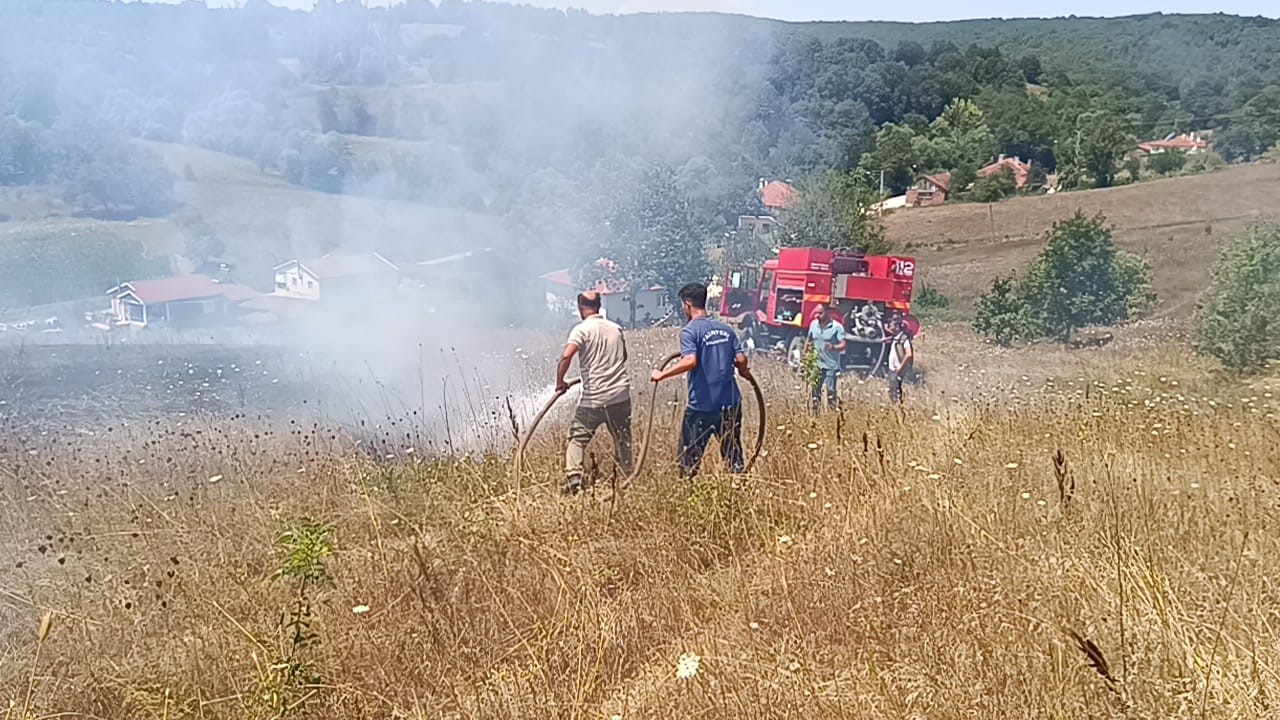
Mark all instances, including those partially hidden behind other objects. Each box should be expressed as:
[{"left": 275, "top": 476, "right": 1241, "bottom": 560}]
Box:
[
  {"left": 1138, "top": 132, "right": 1209, "bottom": 155},
  {"left": 540, "top": 259, "right": 670, "bottom": 328},
  {"left": 978, "top": 155, "right": 1034, "bottom": 189},
  {"left": 759, "top": 179, "right": 799, "bottom": 211},
  {"left": 108, "top": 275, "right": 259, "bottom": 328},
  {"left": 906, "top": 172, "right": 952, "bottom": 207}
]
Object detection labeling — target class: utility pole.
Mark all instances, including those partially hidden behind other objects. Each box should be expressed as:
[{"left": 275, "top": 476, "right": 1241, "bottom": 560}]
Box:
[{"left": 878, "top": 170, "right": 886, "bottom": 216}]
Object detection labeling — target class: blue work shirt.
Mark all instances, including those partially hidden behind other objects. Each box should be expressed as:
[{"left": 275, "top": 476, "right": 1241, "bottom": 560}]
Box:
[
  {"left": 681, "top": 317, "right": 743, "bottom": 412},
  {"left": 808, "top": 319, "right": 846, "bottom": 371}
]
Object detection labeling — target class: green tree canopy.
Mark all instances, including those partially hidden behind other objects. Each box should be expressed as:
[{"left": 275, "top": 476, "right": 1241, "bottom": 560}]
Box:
[
  {"left": 575, "top": 162, "right": 710, "bottom": 305},
  {"left": 1195, "top": 224, "right": 1280, "bottom": 373},
  {"left": 778, "top": 170, "right": 888, "bottom": 253},
  {"left": 974, "top": 212, "right": 1155, "bottom": 344}
]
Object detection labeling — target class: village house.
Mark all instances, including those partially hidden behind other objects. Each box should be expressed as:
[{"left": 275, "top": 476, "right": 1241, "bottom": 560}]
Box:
[
  {"left": 978, "top": 154, "right": 1034, "bottom": 189},
  {"left": 108, "top": 275, "right": 258, "bottom": 328},
  {"left": 540, "top": 263, "right": 670, "bottom": 328},
  {"left": 737, "top": 214, "right": 780, "bottom": 240},
  {"left": 1138, "top": 132, "right": 1209, "bottom": 155},
  {"left": 272, "top": 253, "right": 400, "bottom": 303},
  {"left": 758, "top": 179, "right": 799, "bottom": 212},
  {"left": 906, "top": 172, "right": 952, "bottom": 207}
]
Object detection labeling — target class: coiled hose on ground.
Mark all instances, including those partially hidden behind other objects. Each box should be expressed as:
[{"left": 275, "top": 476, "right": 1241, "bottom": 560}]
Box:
[{"left": 513, "top": 351, "right": 767, "bottom": 505}]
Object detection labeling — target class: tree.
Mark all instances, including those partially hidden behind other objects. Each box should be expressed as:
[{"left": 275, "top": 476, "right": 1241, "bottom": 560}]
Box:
[
  {"left": 973, "top": 212, "right": 1155, "bottom": 344},
  {"left": 891, "top": 40, "right": 926, "bottom": 67},
  {"left": 1217, "top": 85, "right": 1280, "bottom": 162},
  {"left": 779, "top": 171, "right": 888, "bottom": 253},
  {"left": 52, "top": 124, "right": 173, "bottom": 217},
  {"left": 1061, "top": 110, "right": 1131, "bottom": 188},
  {"left": 184, "top": 218, "right": 227, "bottom": 266},
  {"left": 859, "top": 123, "right": 918, "bottom": 195},
  {"left": 1018, "top": 54, "right": 1044, "bottom": 84},
  {"left": 0, "top": 115, "right": 48, "bottom": 185},
  {"left": 916, "top": 98, "right": 996, "bottom": 171},
  {"left": 576, "top": 162, "right": 710, "bottom": 306},
  {"left": 973, "top": 276, "right": 1028, "bottom": 346},
  {"left": 970, "top": 167, "right": 1016, "bottom": 202},
  {"left": 1195, "top": 224, "right": 1280, "bottom": 373},
  {"left": 1148, "top": 149, "right": 1187, "bottom": 176},
  {"left": 183, "top": 90, "right": 275, "bottom": 159},
  {"left": 283, "top": 132, "right": 351, "bottom": 194}
]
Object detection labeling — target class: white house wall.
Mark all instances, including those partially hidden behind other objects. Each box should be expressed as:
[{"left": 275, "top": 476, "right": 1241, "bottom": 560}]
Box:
[{"left": 274, "top": 263, "right": 321, "bottom": 300}]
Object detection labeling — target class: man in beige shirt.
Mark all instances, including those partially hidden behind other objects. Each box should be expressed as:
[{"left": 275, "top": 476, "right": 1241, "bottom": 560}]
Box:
[{"left": 554, "top": 291, "right": 633, "bottom": 495}]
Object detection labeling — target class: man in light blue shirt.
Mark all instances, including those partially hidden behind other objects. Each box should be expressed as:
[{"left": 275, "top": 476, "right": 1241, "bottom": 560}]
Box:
[{"left": 805, "top": 304, "right": 846, "bottom": 413}]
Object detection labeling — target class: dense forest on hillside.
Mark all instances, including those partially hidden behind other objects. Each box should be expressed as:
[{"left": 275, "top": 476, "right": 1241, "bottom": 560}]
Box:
[{"left": 1, "top": 0, "right": 1278, "bottom": 297}]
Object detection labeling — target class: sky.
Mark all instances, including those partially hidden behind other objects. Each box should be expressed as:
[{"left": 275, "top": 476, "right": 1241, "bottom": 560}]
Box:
[{"left": 183, "top": 0, "right": 1280, "bottom": 22}]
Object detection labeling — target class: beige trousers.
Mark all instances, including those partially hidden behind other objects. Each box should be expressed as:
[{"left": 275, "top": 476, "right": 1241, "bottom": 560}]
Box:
[{"left": 565, "top": 400, "right": 633, "bottom": 482}]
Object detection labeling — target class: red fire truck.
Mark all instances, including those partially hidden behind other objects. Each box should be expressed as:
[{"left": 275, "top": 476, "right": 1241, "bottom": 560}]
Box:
[{"left": 718, "top": 247, "right": 917, "bottom": 374}]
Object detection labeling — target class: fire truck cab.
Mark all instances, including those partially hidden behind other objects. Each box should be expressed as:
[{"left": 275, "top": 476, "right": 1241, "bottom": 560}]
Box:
[{"left": 720, "top": 247, "right": 916, "bottom": 374}]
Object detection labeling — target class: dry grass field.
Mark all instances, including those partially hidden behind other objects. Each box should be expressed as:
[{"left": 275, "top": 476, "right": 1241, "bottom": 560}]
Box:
[
  {"left": 3, "top": 323, "right": 1279, "bottom": 719},
  {"left": 888, "top": 161, "right": 1280, "bottom": 315}
]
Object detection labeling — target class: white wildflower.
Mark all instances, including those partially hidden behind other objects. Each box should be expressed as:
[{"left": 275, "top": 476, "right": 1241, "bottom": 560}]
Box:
[{"left": 676, "top": 652, "right": 701, "bottom": 680}]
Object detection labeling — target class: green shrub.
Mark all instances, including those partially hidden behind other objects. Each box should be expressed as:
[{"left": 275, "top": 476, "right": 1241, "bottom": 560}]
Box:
[
  {"left": 973, "top": 211, "right": 1155, "bottom": 345},
  {"left": 970, "top": 167, "right": 1016, "bottom": 202},
  {"left": 1148, "top": 149, "right": 1187, "bottom": 176},
  {"left": 913, "top": 283, "right": 951, "bottom": 318},
  {"left": 1195, "top": 224, "right": 1280, "bottom": 373},
  {"left": 973, "top": 276, "right": 1031, "bottom": 346}
]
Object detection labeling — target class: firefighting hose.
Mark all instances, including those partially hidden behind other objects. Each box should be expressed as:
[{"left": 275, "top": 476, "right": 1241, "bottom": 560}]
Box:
[{"left": 513, "top": 351, "right": 766, "bottom": 500}]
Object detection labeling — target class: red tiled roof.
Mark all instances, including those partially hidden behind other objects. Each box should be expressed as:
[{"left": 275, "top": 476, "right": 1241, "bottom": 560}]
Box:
[
  {"left": 979, "top": 156, "right": 1032, "bottom": 189},
  {"left": 925, "top": 172, "right": 953, "bottom": 192},
  {"left": 761, "top": 180, "right": 799, "bottom": 210},
  {"left": 1138, "top": 133, "right": 1208, "bottom": 153},
  {"left": 115, "top": 275, "right": 258, "bottom": 305}
]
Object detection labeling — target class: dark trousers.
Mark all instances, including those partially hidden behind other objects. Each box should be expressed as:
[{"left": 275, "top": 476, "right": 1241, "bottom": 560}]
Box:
[
  {"left": 679, "top": 405, "right": 745, "bottom": 477},
  {"left": 889, "top": 361, "right": 913, "bottom": 404}
]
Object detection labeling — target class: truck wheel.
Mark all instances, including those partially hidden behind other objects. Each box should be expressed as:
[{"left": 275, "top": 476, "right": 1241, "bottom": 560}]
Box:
[{"left": 787, "top": 335, "right": 805, "bottom": 370}]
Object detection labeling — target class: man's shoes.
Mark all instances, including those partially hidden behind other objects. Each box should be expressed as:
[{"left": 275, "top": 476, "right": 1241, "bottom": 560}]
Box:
[{"left": 562, "top": 476, "right": 584, "bottom": 496}]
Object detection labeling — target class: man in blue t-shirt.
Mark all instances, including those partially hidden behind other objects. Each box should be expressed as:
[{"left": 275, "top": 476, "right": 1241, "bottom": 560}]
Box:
[
  {"left": 804, "top": 304, "right": 847, "bottom": 413},
  {"left": 651, "top": 282, "right": 754, "bottom": 476}
]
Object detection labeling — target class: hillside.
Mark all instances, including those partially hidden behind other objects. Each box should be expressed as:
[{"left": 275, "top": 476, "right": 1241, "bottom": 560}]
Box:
[
  {"left": 887, "top": 161, "right": 1280, "bottom": 315},
  {"left": 149, "top": 142, "right": 507, "bottom": 269}
]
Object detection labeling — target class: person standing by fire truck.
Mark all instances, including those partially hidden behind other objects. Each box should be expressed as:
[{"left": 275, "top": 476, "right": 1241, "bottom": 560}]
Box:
[
  {"left": 555, "top": 291, "right": 633, "bottom": 495},
  {"left": 651, "top": 282, "right": 754, "bottom": 477},
  {"left": 804, "top": 304, "right": 847, "bottom": 413},
  {"left": 887, "top": 313, "right": 917, "bottom": 404}
]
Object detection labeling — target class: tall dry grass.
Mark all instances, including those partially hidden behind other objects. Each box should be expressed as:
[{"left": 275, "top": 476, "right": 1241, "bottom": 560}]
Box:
[{"left": 2, "top": 322, "right": 1278, "bottom": 719}]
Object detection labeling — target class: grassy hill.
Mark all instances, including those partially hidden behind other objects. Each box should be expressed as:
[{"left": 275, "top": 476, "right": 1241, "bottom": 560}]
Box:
[
  {"left": 887, "top": 161, "right": 1280, "bottom": 316},
  {"left": 0, "top": 140, "right": 511, "bottom": 302}
]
